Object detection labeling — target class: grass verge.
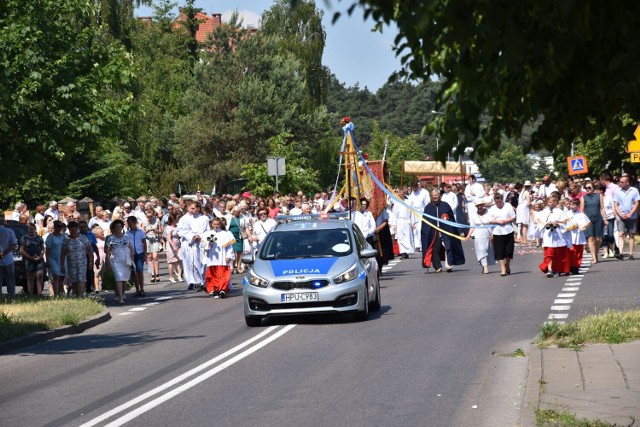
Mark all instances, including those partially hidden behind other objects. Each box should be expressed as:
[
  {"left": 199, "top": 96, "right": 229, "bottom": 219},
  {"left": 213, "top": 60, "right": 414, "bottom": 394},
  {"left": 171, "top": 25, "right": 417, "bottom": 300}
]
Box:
[
  {"left": 538, "top": 309, "right": 640, "bottom": 348},
  {"left": 0, "top": 296, "right": 104, "bottom": 342},
  {"left": 535, "top": 408, "right": 616, "bottom": 426}
]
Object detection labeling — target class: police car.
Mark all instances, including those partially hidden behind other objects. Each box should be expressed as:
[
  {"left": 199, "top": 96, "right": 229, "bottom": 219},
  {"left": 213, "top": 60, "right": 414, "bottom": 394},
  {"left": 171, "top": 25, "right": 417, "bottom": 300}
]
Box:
[{"left": 241, "top": 213, "right": 381, "bottom": 326}]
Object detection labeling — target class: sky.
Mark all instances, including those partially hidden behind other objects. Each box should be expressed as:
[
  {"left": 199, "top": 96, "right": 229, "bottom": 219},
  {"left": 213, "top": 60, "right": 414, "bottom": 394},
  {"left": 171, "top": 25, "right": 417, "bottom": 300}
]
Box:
[{"left": 135, "top": 0, "right": 402, "bottom": 92}]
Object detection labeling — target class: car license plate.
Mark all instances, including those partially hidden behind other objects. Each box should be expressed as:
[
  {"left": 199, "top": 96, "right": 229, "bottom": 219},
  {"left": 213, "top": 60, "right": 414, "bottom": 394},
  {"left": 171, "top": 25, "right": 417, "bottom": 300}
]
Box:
[{"left": 281, "top": 292, "right": 319, "bottom": 302}]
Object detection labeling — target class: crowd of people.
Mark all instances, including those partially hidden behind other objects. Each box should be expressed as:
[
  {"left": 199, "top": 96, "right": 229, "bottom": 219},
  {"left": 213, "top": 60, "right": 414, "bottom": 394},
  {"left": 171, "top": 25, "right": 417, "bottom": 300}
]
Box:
[
  {"left": 1, "top": 170, "right": 639, "bottom": 301},
  {"left": 391, "top": 171, "right": 639, "bottom": 277}
]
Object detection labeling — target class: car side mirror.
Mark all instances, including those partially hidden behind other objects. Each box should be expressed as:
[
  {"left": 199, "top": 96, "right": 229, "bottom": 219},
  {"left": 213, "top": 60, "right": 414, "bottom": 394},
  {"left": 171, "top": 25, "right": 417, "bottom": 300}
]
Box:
[
  {"left": 360, "top": 247, "right": 378, "bottom": 259},
  {"left": 242, "top": 253, "right": 255, "bottom": 265}
]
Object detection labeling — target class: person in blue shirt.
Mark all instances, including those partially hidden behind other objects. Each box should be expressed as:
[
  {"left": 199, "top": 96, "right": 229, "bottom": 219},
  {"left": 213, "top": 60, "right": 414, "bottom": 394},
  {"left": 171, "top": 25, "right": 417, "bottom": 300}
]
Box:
[
  {"left": 613, "top": 174, "right": 640, "bottom": 260},
  {"left": 0, "top": 218, "right": 18, "bottom": 299}
]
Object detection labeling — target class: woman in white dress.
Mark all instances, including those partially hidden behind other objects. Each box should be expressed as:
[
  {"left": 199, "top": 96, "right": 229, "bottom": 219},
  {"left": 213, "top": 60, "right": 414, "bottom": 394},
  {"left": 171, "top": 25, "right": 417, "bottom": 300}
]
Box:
[
  {"left": 466, "top": 200, "right": 494, "bottom": 274},
  {"left": 105, "top": 219, "right": 134, "bottom": 304},
  {"left": 516, "top": 181, "right": 532, "bottom": 245}
]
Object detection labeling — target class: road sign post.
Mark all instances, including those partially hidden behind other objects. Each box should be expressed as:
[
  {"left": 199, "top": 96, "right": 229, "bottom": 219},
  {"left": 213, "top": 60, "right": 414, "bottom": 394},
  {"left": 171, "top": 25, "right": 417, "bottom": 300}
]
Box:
[{"left": 267, "top": 157, "right": 286, "bottom": 192}]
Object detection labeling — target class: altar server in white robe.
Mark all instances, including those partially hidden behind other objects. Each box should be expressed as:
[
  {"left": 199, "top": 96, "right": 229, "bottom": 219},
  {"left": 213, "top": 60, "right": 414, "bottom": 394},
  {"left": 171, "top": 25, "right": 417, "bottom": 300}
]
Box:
[
  {"left": 177, "top": 201, "right": 210, "bottom": 289},
  {"left": 408, "top": 181, "right": 430, "bottom": 250},
  {"left": 392, "top": 189, "right": 417, "bottom": 259}
]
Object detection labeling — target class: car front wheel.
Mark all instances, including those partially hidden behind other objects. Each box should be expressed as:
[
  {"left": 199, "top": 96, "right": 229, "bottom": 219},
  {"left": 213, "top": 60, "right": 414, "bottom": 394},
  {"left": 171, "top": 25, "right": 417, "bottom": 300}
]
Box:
[
  {"left": 354, "top": 287, "right": 370, "bottom": 322},
  {"left": 370, "top": 283, "right": 381, "bottom": 312},
  {"left": 245, "top": 316, "right": 263, "bottom": 327}
]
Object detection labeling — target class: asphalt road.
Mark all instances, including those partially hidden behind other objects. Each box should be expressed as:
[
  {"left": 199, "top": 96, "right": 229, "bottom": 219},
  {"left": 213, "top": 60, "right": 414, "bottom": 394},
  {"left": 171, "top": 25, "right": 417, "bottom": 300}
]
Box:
[{"left": 1, "top": 242, "right": 637, "bottom": 426}]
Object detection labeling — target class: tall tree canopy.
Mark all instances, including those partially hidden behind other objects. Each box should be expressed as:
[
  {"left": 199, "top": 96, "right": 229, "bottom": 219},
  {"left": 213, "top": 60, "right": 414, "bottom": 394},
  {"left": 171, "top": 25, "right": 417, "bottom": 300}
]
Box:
[
  {"left": 261, "top": 0, "right": 329, "bottom": 109},
  {"left": 173, "top": 12, "right": 334, "bottom": 194},
  {"left": 0, "top": 0, "right": 134, "bottom": 198},
  {"left": 336, "top": 1, "right": 640, "bottom": 161}
]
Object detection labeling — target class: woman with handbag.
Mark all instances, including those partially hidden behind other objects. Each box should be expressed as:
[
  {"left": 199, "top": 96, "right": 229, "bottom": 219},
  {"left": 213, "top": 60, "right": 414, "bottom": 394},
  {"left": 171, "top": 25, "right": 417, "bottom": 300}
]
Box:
[
  {"left": 229, "top": 206, "right": 247, "bottom": 273},
  {"left": 105, "top": 219, "right": 134, "bottom": 304}
]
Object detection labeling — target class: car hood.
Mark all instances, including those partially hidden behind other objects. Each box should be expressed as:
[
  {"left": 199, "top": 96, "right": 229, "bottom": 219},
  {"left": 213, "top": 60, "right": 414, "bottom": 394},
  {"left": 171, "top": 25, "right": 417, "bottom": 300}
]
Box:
[{"left": 255, "top": 257, "right": 355, "bottom": 279}]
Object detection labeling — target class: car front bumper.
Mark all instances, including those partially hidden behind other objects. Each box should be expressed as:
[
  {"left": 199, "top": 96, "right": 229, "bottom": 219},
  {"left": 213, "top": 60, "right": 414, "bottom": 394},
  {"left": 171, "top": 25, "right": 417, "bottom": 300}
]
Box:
[{"left": 243, "top": 278, "right": 366, "bottom": 318}]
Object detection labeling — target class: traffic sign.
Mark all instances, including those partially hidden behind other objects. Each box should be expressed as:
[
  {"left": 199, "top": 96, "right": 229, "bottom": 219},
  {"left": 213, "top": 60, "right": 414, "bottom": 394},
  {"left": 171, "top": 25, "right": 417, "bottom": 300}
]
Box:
[
  {"left": 628, "top": 124, "right": 640, "bottom": 153},
  {"left": 631, "top": 153, "right": 640, "bottom": 163},
  {"left": 628, "top": 140, "right": 640, "bottom": 153},
  {"left": 567, "top": 155, "right": 589, "bottom": 176}
]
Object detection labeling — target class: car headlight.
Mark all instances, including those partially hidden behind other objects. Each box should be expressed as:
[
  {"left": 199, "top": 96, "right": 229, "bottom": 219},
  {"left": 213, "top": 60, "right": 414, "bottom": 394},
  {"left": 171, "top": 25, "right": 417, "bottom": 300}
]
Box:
[
  {"left": 247, "top": 271, "right": 269, "bottom": 288},
  {"left": 333, "top": 264, "right": 358, "bottom": 284}
]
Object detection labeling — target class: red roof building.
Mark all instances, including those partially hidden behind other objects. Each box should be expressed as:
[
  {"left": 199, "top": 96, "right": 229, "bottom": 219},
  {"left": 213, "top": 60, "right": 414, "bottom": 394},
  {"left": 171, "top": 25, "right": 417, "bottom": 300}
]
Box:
[{"left": 174, "top": 10, "right": 223, "bottom": 43}]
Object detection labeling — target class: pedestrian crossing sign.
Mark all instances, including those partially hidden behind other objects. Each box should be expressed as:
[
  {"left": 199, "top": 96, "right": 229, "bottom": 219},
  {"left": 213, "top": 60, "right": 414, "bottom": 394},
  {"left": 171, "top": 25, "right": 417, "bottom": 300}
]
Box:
[{"left": 567, "top": 155, "right": 588, "bottom": 175}]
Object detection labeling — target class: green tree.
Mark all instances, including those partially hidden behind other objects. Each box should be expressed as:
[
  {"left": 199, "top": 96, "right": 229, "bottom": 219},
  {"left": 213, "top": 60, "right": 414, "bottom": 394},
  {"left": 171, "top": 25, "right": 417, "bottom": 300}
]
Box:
[
  {"left": 175, "top": 16, "right": 333, "bottom": 192},
  {"left": 126, "top": 4, "right": 193, "bottom": 184},
  {"left": 178, "top": 0, "right": 202, "bottom": 70},
  {"left": 240, "top": 133, "right": 321, "bottom": 196},
  {"left": 475, "top": 141, "right": 538, "bottom": 184},
  {"left": 0, "top": 0, "right": 134, "bottom": 203},
  {"left": 367, "top": 121, "right": 425, "bottom": 185},
  {"left": 95, "top": 0, "right": 152, "bottom": 50},
  {"left": 261, "top": 0, "right": 329, "bottom": 109},
  {"left": 337, "top": 1, "right": 640, "bottom": 161}
]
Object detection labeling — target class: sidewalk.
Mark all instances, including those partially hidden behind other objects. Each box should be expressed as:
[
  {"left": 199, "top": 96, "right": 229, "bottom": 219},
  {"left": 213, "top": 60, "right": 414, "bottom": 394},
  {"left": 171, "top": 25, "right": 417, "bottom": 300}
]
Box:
[{"left": 522, "top": 341, "right": 640, "bottom": 426}]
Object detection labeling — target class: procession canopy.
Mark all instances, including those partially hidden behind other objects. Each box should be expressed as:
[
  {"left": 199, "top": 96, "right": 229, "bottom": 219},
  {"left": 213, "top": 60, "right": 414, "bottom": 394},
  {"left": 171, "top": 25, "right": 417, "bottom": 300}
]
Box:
[
  {"left": 336, "top": 116, "right": 388, "bottom": 219},
  {"left": 403, "top": 161, "right": 462, "bottom": 175}
]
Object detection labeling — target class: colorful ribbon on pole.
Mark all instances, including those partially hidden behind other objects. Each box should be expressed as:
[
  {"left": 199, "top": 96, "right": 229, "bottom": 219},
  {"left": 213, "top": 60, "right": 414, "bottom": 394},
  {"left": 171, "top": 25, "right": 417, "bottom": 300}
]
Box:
[{"left": 346, "top": 129, "right": 494, "bottom": 241}]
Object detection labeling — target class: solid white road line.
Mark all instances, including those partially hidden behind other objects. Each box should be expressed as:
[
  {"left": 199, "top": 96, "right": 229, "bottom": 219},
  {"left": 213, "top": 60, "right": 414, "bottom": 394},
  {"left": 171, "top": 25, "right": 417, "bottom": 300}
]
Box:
[
  {"left": 104, "top": 324, "right": 297, "bottom": 427},
  {"left": 79, "top": 325, "right": 289, "bottom": 427},
  {"left": 128, "top": 307, "right": 147, "bottom": 312},
  {"left": 117, "top": 312, "right": 134, "bottom": 316}
]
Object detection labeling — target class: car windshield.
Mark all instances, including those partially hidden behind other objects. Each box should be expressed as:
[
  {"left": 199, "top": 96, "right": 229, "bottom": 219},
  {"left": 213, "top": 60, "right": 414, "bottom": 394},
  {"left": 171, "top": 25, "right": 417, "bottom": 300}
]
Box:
[{"left": 259, "top": 228, "right": 352, "bottom": 260}]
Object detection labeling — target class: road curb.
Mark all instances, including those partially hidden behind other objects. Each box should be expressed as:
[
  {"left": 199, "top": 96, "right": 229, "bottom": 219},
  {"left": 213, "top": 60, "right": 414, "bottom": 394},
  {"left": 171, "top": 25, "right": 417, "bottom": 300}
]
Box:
[
  {"left": 520, "top": 344, "right": 542, "bottom": 427},
  {"left": 0, "top": 308, "right": 111, "bottom": 354}
]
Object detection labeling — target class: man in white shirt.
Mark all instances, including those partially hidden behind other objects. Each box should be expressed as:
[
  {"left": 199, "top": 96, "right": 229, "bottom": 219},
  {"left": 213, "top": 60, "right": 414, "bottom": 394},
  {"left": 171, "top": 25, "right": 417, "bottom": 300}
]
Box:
[
  {"left": 88, "top": 206, "right": 103, "bottom": 228},
  {"left": 440, "top": 183, "right": 459, "bottom": 221},
  {"left": 464, "top": 175, "right": 485, "bottom": 217},
  {"left": 347, "top": 198, "right": 376, "bottom": 252},
  {"left": 408, "top": 181, "right": 430, "bottom": 250},
  {"left": 10, "top": 202, "right": 24, "bottom": 221},
  {"left": 44, "top": 201, "right": 59, "bottom": 221},
  {"left": 538, "top": 175, "right": 558, "bottom": 199},
  {"left": 289, "top": 197, "right": 303, "bottom": 215},
  {"left": 392, "top": 190, "right": 416, "bottom": 259}
]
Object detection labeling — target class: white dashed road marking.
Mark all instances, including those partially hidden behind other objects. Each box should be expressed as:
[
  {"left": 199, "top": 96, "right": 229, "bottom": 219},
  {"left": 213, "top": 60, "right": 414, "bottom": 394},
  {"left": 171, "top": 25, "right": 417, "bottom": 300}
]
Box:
[{"left": 546, "top": 253, "right": 592, "bottom": 323}]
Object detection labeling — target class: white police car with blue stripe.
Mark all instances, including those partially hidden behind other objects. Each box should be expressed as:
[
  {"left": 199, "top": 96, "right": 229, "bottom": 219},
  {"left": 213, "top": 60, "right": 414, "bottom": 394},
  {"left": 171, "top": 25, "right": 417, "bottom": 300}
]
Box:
[{"left": 241, "top": 214, "right": 381, "bottom": 326}]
